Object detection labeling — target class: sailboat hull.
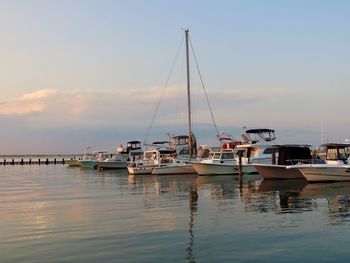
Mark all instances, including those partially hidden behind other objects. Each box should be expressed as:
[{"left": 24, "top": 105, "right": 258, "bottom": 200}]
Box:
[{"left": 152, "top": 164, "right": 196, "bottom": 175}]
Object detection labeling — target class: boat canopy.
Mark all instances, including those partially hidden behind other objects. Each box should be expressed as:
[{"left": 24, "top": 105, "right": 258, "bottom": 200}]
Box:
[
  {"left": 246, "top": 128, "right": 275, "bottom": 134},
  {"left": 276, "top": 145, "right": 312, "bottom": 165},
  {"left": 241, "top": 128, "right": 276, "bottom": 143},
  {"left": 127, "top": 141, "right": 142, "bottom": 150},
  {"left": 152, "top": 141, "right": 170, "bottom": 145}
]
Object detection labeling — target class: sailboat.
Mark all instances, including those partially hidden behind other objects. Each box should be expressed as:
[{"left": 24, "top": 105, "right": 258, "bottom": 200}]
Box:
[{"left": 152, "top": 29, "right": 197, "bottom": 175}]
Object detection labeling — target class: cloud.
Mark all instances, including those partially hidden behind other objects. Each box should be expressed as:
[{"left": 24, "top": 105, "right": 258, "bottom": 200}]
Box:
[
  {"left": 0, "top": 85, "right": 306, "bottom": 124},
  {"left": 0, "top": 86, "right": 348, "bottom": 153}
]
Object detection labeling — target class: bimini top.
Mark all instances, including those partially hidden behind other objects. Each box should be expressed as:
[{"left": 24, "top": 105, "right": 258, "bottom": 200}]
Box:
[
  {"left": 241, "top": 128, "right": 276, "bottom": 143},
  {"left": 151, "top": 141, "right": 170, "bottom": 145},
  {"left": 127, "top": 140, "right": 141, "bottom": 144},
  {"left": 246, "top": 128, "right": 275, "bottom": 134}
]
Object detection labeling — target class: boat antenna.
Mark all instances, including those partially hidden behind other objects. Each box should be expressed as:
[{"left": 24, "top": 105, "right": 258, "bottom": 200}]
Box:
[{"left": 188, "top": 34, "right": 219, "bottom": 137}]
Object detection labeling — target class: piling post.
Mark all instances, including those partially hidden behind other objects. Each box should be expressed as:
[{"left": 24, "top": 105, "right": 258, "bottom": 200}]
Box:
[
  {"left": 38, "top": 159, "right": 41, "bottom": 165},
  {"left": 45, "top": 158, "right": 49, "bottom": 165},
  {"left": 62, "top": 158, "right": 65, "bottom": 164},
  {"left": 11, "top": 159, "right": 14, "bottom": 165},
  {"left": 29, "top": 159, "right": 32, "bottom": 165},
  {"left": 54, "top": 158, "right": 56, "bottom": 164},
  {"left": 20, "top": 159, "right": 24, "bottom": 165},
  {"left": 238, "top": 151, "right": 243, "bottom": 190},
  {"left": 3, "top": 159, "right": 6, "bottom": 165}
]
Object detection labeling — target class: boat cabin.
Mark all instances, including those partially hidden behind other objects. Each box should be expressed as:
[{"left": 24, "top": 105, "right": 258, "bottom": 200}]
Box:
[
  {"left": 169, "top": 133, "right": 197, "bottom": 158},
  {"left": 318, "top": 143, "right": 350, "bottom": 164},
  {"left": 209, "top": 150, "right": 235, "bottom": 162},
  {"left": 274, "top": 145, "right": 312, "bottom": 165}
]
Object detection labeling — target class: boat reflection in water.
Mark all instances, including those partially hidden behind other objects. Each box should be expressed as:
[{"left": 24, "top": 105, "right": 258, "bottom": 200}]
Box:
[
  {"left": 124, "top": 172, "right": 350, "bottom": 262},
  {"left": 299, "top": 182, "right": 350, "bottom": 225},
  {"left": 243, "top": 178, "right": 350, "bottom": 226}
]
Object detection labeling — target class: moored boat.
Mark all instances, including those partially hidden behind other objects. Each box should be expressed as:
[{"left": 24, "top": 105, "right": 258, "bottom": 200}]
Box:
[
  {"left": 253, "top": 144, "right": 312, "bottom": 179},
  {"left": 78, "top": 151, "right": 111, "bottom": 168},
  {"left": 192, "top": 150, "right": 238, "bottom": 175},
  {"left": 291, "top": 143, "right": 350, "bottom": 182},
  {"left": 234, "top": 128, "right": 278, "bottom": 174},
  {"left": 128, "top": 148, "right": 176, "bottom": 175},
  {"left": 96, "top": 154, "right": 128, "bottom": 170}
]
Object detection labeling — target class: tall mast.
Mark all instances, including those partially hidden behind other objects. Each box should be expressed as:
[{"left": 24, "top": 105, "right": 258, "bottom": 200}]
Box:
[{"left": 185, "top": 29, "right": 193, "bottom": 159}]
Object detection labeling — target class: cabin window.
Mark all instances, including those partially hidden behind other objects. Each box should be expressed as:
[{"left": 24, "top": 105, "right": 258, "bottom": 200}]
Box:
[
  {"left": 326, "top": 148, "right": 338, "bottom": 160},
  {"left": 213, "top": 153, "right": 221, "bottom": 159},
  {"left": 338, "top": 147, "right": 347, "bottom": 160},
  {"left": 221, "top": 152, "right": 234, "bottom": 159},
  {"left": 263, "top": 148, "right": 276, "bottom": 154},
  {"left": 178, "top": 148, "right": 190, "bottom": 156}
]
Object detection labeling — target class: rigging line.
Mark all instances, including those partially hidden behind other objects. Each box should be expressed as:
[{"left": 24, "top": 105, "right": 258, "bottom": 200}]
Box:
[
  {"left": 143, "top": 35, "right": 185, "bottom": 145},
  {"left": 188, "top": 35, "right": 220, "bottom": 136}
]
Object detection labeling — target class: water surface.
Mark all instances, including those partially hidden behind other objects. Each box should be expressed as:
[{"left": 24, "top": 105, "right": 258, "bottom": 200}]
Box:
[{"left": 1, "top": 165, "right": 350, "bottom": 262}]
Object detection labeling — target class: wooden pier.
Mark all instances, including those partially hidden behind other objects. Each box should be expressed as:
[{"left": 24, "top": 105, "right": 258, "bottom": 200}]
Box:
[{"left": 0, "top": 158, "right": 67, "bottom": 165}]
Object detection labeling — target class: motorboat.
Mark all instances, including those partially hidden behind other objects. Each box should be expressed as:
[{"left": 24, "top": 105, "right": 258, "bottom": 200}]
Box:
[
  {"left": 78, "top": 151, "right": 111, "bottom": 168},
  {"left": 150, "top": 135, "right": 197, "bottom": 175},
  {"left": 290, "top": 143, "right": 350, "bottom": 182},
  {"left": 117, "top": 140, "right": 143, "bottom": 162},
  {"left": 128, "top": 148, "right": 177, "bottom": 175},
  {"left": 96, "top": 154, "right": 128, "bottom": 170},
  {"left": 234, "top": 128, "right": 278, "bottom": 174},
  {"left": 151, "top": 159, "right": 196, "bottom": 175},
  {"left": 192, "top": 132, "right": 240, "bottom": 175},
  {"left": 192, "top": 149, "right": 238, "bottom": 175},
  {"left": 253, "top": 144, "right": 312, "bottom": 179}
]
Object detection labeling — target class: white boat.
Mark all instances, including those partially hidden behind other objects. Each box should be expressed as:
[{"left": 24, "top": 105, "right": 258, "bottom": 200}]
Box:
[
  {"left": 253, "top": 144, "right": 312, "bottom": 179},
  {"left": 234, "top": 128, "right": 278, "bottom": 174},
  {"left": 128, "top": 148, "right": 176, "bottom": 175},
  {"left": 150, "top": 134, "right": 198, "bottom": 175},
  {"left": 291, "top": 143, "right": 350, "bottom": 182},
  {"left": 78, "top": 151, "right": 111, "bottom": 168},
  {"left": 192, "top": 149, "right": 238, "bottom": 175},
  {"left": 117, "top": 140, "right": 143, "bottom": 162},
  {"left": 96, "top": 154, "right": 128, "bottom": 170}
]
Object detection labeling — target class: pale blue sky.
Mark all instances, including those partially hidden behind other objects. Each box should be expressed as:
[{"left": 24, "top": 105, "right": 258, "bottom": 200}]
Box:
[{"left": 0, "top": 0, "right": 349, "bottom": 153}]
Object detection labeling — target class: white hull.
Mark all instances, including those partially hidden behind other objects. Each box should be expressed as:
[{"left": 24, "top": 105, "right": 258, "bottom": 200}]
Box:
[
  {"left": 192, "top": 163, "right": 238, "bottom": 175},
  {"left": 127, "top": 166, "right": 154, "bottom": 175},
  {"left": 253, "top": 164, "right": 305, "bottom": 179},
  {"left": 152, "top": 164, "right": 196, "bottom": 175},
  {"left": 97, "top": 161, "right": 128, "bottom": 169},
  {"left": 297, "top": 165, "right": 350, "bottom": 182}
]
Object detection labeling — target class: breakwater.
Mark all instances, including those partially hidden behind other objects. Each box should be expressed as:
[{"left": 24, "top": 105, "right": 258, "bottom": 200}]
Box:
[{"left": 0, "top": 155, "right": 79, "bottom": 165}]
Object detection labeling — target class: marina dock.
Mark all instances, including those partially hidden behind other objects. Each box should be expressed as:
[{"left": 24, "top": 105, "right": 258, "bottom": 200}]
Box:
[{"left": 0, "top": 158, "right": 67, "bottom": 165}]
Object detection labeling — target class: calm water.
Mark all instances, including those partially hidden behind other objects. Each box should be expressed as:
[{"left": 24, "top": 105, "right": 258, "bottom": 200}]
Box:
[{"left": 1, "top": 165, "right": 350, "bottom": 262}]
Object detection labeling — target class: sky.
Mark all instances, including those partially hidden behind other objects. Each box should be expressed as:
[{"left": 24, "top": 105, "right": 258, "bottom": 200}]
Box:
[{"left": 0, "top": 0, "right": 350, "bottom": 154}]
